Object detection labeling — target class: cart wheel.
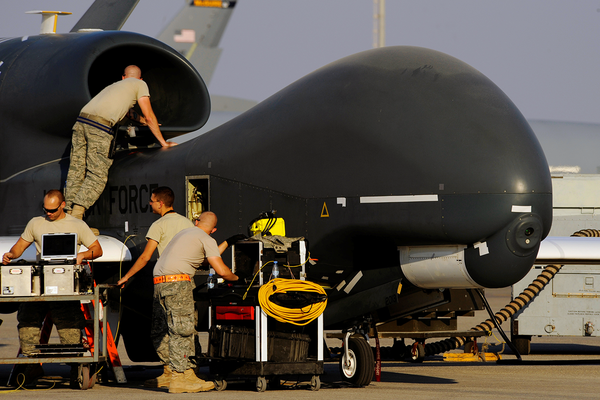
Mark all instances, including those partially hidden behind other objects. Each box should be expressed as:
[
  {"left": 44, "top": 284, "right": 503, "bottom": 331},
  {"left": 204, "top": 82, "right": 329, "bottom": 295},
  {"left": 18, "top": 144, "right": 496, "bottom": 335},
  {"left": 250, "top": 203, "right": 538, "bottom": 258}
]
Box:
[
  {"left": 410, "top": 342, "right": 425, "bottom": 363},
  {"left": 339, "top": 337, "right": 374, "bottom": 387},
  {"left": 256, "top": 376, "right": 267, "bottom": 392},
  {"left": 88, "top": 364, "right": 97, "bottom": 389},
  {"left": 214, "top": 379, "right": 227, "bottom": 391},
  {"left": 70, "top": 364, "right": 90, "bottom": 390},
  {"left": 310, "top": 375, "right": 321, "bottom": 391}
]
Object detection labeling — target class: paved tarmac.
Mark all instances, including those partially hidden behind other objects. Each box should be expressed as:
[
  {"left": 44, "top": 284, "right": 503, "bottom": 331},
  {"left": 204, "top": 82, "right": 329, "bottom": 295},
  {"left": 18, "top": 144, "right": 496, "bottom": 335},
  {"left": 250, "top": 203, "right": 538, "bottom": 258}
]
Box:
[{"left": 0, "top": 287, "right": 598, "bottom": 399}]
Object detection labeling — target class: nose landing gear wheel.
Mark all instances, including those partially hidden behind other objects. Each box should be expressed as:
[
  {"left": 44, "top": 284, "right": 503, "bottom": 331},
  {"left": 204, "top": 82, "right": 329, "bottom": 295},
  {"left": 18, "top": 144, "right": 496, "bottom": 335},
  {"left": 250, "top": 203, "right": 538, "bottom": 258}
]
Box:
[{"left": 339, "top": 337, "right": 374, "bottom": 387}]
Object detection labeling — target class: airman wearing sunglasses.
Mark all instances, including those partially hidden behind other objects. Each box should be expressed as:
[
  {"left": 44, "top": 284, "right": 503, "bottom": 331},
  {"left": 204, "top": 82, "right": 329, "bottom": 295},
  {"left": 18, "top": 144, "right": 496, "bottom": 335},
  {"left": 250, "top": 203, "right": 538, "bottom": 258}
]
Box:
[{"left": 1, "top": 190, "right": 103, "bottom": 384}]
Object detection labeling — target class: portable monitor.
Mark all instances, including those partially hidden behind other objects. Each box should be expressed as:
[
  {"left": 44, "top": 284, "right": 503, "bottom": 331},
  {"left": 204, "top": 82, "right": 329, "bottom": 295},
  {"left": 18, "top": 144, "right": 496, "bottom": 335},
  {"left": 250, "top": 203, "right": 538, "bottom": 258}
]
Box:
[{"left": 41, "top": 233, "right": 78, "bottom": 262}]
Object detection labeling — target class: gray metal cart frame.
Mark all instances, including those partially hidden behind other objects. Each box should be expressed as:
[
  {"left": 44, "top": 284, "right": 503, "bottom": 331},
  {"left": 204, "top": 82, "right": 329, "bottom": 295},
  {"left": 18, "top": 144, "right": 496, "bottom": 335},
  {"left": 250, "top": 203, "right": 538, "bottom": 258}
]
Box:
[
  {"left": 0, "top": 284, "right": 114, "bottom": 388},
  {"left": 208, "top": 239, "right": 324, "bottom": 391},
  {"left": 208, "top": 306, "right": 324, "bottom": 392}
]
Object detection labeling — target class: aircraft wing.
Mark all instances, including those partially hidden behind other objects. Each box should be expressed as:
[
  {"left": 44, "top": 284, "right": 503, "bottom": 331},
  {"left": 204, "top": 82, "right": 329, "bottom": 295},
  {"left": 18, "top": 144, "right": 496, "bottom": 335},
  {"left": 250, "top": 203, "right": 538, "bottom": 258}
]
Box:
[
  {"left": 70, "top": 0, "right": 140, "bottom": 32},
  {"left": 536, "top": 236, "right": 600, "bottom": 265}
]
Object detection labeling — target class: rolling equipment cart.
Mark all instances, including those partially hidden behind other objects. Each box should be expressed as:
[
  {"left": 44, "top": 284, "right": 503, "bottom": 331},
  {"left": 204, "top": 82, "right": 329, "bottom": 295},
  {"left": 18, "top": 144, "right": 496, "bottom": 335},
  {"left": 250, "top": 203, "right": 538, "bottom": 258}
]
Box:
[
  {"left": 206, "top": 238, "right": 325, "bottom": 392},
  {"left": 0, "top": 284, "right": 122, "bottom": 389}
]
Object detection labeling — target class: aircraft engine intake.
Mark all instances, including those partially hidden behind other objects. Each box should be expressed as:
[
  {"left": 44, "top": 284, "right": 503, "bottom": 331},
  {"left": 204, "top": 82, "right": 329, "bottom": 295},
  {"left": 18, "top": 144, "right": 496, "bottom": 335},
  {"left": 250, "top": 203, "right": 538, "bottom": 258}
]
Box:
[{"left": 0, "top": 30, "right": 210, "bottom": 182}]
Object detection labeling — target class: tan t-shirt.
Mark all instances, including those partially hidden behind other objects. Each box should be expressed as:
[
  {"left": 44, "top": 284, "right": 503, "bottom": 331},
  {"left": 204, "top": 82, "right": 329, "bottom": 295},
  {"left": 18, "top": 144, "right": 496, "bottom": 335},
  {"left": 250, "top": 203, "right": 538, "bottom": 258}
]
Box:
[
  {"left": 146, "top": 212, "right": 194, "bottom": 256},
  {"left": 153, "top": 227, "right": 221, "bottom": 278},
  {"left": 21, "top": 214, "right": 98, "bottom": 259},
  {"left": 81, "top": 78, "right": 150, "bottom": 126}
]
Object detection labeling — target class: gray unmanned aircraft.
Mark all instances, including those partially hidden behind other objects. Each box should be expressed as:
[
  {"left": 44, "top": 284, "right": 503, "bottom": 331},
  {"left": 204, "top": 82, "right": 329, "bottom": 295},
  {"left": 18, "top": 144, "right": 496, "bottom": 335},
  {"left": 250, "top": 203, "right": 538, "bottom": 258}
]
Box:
[{"left": 0, "top": 0, "right": 553, "bottom": 385}]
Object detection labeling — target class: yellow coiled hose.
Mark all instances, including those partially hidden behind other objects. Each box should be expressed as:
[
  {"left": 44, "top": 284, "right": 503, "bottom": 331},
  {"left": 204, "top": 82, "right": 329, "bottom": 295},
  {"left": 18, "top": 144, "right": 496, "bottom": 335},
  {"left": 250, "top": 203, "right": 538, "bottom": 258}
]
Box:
[{"left": 258, "top": 278, "right": 327, "bottom": 326}]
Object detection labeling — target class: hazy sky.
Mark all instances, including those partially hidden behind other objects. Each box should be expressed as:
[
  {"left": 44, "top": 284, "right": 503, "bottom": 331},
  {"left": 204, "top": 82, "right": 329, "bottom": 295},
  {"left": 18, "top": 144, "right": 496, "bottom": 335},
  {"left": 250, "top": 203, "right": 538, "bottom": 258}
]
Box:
[{"left": 1, "top": 1, "right": 599, "bottom": 124}]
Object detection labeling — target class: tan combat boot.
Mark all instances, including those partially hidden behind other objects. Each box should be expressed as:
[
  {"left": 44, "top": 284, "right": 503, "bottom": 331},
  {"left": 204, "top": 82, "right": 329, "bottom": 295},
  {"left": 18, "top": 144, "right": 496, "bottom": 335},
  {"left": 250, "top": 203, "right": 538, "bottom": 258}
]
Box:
[
  {"left": 169, "top": 369, "right": 214, "bottom": 393},
  {"left": 144, "top": 365, "right": 172, "bottom": 388},
  {"left": 184, "top": 368, "right": 214, "bottom": 389},
  {"left": 71, "top": 204, "right": 99, "bottom": 235},
  {"left": 71, "top": 204, "right": 86, "bottom": 220}
]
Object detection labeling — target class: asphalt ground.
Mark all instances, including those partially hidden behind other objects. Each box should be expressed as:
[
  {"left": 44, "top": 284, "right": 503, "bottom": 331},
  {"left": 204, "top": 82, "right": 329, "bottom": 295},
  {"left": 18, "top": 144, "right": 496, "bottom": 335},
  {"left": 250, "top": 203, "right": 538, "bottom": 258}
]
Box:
[{"left": 0, "top": 287, "right": 598, "bottom": 399}]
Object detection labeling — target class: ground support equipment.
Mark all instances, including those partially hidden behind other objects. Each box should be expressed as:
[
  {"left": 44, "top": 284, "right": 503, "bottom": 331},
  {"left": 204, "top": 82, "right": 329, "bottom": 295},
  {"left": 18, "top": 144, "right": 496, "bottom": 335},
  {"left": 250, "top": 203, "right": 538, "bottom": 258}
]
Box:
[
  {"left": 205, "top": 286, "right": 324, "bottom": 392},
  {"left": 0, "top": 284, "right": 123, "bottom": 389}
]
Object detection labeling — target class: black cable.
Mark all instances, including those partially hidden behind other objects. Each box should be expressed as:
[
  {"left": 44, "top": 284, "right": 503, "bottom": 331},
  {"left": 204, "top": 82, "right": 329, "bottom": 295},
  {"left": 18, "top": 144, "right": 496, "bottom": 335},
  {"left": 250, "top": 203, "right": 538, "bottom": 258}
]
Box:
[
  {"left": 263, "top": 216, "right": 274, "bottom": 235},
  {"left": 264, "top": 216, "right": 277, "bottom": 235},
  {"left": 476, "top": 288, "right": 522, "bottom": 361}
]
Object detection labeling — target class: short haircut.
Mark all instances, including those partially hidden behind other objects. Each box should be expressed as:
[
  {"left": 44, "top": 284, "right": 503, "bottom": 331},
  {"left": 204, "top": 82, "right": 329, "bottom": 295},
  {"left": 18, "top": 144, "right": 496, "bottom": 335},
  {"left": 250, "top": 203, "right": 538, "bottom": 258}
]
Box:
[
  {"left": 152, "top": 186, "right": 174, "bottom": 207},
  {"left": 123, "top": 65, "right": 142, "bottom": 78},
  {"left": 47, "top": 189, "right": 65, "bottom": 203},
  {"left": 197, "top": 211, "right": 217, "bottom": 229}
]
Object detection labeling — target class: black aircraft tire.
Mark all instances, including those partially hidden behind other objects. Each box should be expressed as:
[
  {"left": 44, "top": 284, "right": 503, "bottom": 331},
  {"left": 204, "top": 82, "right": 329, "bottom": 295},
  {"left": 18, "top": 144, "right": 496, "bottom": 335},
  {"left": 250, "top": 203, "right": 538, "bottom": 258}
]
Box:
[
  {"left": 410, "top": 342, "right": 425, "bottom": 363},
  {"left": 339, "top": 337, "right": 374, "bottom": 387}
]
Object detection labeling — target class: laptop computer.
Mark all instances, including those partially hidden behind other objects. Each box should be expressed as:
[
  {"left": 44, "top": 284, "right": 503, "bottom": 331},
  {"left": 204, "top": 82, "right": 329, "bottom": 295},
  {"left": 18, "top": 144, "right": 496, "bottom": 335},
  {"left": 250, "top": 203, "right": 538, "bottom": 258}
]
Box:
[{"left": 41, "top": 233, "right": 78, "bottom": 263}]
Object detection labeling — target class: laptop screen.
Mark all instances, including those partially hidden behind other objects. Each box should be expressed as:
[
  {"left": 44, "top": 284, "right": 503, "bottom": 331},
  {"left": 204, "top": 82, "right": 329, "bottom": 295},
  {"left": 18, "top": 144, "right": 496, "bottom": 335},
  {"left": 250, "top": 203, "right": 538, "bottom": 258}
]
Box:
[{"left": 41, "top": 233, "right": 78, "bottom": 261}]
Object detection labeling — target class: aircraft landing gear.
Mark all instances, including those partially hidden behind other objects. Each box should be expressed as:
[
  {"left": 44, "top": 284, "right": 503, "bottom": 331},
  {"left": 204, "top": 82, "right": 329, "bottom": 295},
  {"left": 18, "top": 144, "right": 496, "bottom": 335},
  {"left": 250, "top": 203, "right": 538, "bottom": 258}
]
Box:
[{"left": 339, "top": 328, "right": 374, "bottom": 387}]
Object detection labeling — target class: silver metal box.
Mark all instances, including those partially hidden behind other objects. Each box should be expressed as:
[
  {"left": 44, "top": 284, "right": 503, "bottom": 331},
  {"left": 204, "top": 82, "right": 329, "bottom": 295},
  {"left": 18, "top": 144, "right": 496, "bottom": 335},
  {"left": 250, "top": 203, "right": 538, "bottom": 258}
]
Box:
[
  {"left": 1, "top": 265, "right": 33, "bottom": 296},
  {"left": 43, "top": 265, "right": 75, "bottom": 295},
  {"left": 513, "top": 265, "right": 600, "bottom": 338}
]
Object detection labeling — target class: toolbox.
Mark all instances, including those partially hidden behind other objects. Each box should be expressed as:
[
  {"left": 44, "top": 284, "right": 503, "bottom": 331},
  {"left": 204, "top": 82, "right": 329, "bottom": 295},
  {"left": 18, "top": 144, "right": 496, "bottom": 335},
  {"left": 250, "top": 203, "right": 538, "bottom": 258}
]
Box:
[
  {"left": 44, "top": 265, "right": 75, "bottom": 295},
  {"left": 209, "top": 325, "right": 311, "bottom": 362},
  {"left": 1, "top": 265, "right": 34, "bottom": 296}
]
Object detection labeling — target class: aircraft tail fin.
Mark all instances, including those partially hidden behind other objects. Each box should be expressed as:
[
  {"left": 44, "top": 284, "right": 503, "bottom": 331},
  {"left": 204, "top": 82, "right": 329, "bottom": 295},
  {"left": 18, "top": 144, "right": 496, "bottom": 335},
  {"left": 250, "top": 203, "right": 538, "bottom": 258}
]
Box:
[
  {"left": 157, "top": 0, "right": 237, "bottom": 85},
  {"left": 70, "top": 0, "right": 140, "bottom": 32}
]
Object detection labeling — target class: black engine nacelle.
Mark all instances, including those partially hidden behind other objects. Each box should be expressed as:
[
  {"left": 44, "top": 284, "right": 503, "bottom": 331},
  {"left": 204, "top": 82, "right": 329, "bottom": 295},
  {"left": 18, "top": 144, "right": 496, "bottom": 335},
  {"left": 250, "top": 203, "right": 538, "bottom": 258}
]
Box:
[{"left": 0, "top": 30, "right": 210, "bottom": 181}]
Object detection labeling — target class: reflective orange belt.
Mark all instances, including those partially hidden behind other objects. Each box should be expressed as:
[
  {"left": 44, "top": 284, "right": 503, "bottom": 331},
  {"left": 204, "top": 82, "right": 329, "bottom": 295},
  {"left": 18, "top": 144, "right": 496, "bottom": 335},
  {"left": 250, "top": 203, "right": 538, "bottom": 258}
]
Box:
[{"left": 153, "top": 274, "right": 191, "bottom": 285}]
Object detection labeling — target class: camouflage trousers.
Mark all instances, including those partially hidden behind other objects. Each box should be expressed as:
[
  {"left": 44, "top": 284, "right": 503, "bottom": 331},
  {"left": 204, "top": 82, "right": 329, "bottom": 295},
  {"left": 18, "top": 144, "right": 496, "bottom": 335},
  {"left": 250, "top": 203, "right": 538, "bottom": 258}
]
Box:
[
  {"left": 64, "top": 121, "right": 114, "bottom": 210},
  {"left": 17, "top": 301, "right": 85, "bottom": 356},
  {"left": 151, "top": 280, "right": 196, "bottom": 373}
]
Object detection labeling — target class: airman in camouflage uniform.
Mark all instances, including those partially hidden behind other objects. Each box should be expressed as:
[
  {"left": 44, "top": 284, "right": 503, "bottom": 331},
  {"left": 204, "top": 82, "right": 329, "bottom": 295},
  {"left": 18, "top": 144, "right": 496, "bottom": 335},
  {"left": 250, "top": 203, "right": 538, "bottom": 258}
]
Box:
[
  {"left": 152, "top": 212, "right": 238, "bottom": 393},
  {"left": 64, "top": 119, "right": 114, "bottom": 211},
  {"left": 64, "top": 65, "right": 176, "bottom": 220},
  {"left": 2, "top": 190, "right": 102, "bottom": 384},
  {"left": 152, "top": 281, "right": 196, "bottom": 372},
  {"left": 114, "top": 187, "right": 194, "bottom": 389}
]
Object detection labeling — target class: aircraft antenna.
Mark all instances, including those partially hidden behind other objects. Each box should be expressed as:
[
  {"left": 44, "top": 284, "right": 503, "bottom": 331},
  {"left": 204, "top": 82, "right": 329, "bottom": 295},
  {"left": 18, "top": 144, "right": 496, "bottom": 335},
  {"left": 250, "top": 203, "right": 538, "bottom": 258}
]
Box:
[
  {"left": 373, "top": 0, "right": 385, "bottom": 48},
  {"left": 26, "top": 11, "right": 72, "bottom": 34}
]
